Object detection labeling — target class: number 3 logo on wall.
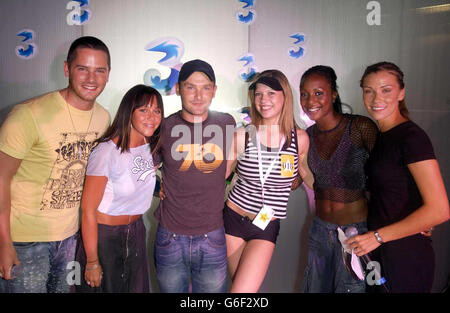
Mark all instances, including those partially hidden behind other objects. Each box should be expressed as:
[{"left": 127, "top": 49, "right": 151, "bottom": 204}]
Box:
[
  {"left": 236, "top": 0, "right": 257, "bottom": 25},
  {"left": 15, "top": 29, "right": 38, "bottom": 60},
  {"left": 143, "top": 37, "right": 185, "bottom": 95}
]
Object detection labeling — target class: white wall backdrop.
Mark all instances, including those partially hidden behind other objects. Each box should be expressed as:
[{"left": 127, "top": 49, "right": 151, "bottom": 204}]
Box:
[
  {"left": 1, "top": 0, "right": 449, "bottom": 293},
  {"left": 85, "top": 0, "right": 249, "bottom": 120},
  {"left": 0, "top": 0, "right": 82, "bottom": 124}
]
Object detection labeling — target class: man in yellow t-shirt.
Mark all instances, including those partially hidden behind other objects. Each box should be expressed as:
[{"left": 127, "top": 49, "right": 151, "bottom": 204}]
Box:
[{"left": 0, "top": 36, "right": 111, "bottom": 293}]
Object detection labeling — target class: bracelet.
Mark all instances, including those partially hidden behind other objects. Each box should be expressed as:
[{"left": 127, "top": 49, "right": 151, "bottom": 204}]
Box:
[
  {"left": 86, "top": 263, "right": 100, "bottom": 271},
  {"left": 374, "top": 231, "right": 384, "bottom": 244}
]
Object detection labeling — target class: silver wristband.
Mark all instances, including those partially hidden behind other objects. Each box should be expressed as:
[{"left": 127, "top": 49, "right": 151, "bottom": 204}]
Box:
[{"left": 374, "top": 231, "right": 384, "bottom": 244}]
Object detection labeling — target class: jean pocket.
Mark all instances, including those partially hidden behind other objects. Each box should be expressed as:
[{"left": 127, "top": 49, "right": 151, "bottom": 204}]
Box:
[
  {"left": 13, "top": 242, "right": 39, "bottom": 249},
  {"left": 341, "top": 280, "right": 366, "bottom": 293},
  {"left": 155, "top": 226, "right": 176, "bottom": 249},
  {"left": 204, "top": 228, "right": 226, "bottom": 248},
  {"left": 307, "top": 226, "right": 324, "bottom": 249}
]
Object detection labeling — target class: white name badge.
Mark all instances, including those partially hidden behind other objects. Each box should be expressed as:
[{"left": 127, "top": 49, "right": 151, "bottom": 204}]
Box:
[{"left": 252, "top": 205, "right": 275, "bottom": 230}]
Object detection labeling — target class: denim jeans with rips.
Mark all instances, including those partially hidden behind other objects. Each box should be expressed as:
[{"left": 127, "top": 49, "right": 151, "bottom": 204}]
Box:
[
  {"left": 301, "top": 216, "right": 367, "bottom": 293},
  {"left": 154, "top": 224, "right": 228, "bottom": 293},
  {"left": 0, "top": 232, "right": 78, "bottom": 293}
]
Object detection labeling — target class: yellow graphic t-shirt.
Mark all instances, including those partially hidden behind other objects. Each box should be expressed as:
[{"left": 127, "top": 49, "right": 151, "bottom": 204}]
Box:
[{"left": 0, "top": 91, "right": 110, "bottom": 242}]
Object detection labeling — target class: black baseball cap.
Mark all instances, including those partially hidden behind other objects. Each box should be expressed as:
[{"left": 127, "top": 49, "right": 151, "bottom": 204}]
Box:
[
  {"left": 178, "top": 59, "right": 216, "bottom": 84},
  {"left": 249, "top": 76, "right": 283, "bottom": 91}
]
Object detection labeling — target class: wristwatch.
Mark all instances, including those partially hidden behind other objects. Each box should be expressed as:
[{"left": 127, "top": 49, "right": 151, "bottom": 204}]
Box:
[{"left": 374, "top": 230, "right": 384, "bottom": 244}]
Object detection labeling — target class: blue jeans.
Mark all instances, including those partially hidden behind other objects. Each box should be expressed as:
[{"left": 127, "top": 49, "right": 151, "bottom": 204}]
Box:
[
  {"left": 0, "top": 232, "right": 78, "bottom": 293},
  {"left": 301, "top": 216, "right": 367, "bottom": 293},
  {"left": 154, "top": 224, "right": 227, "bottom": 293}
]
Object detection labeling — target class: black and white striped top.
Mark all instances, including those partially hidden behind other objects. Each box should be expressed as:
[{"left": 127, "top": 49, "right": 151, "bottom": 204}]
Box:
[{"left": 228, "top": 128, "right": 299, "bottom": 219}]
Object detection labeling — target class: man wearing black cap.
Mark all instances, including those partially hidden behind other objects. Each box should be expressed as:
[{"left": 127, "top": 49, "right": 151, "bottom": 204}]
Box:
[{"left": 153, "top": 59, "right": 235, "bottom": 292}]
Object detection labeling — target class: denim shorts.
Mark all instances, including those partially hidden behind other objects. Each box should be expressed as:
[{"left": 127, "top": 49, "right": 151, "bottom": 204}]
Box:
[{"left": 223, "top": 204, "right": 280, "bottom": 244}]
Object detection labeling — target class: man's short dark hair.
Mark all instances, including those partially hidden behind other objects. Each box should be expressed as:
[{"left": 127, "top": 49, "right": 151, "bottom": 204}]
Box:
[{"left": 66, "top": 36, "right": 111, "bottom": 69}]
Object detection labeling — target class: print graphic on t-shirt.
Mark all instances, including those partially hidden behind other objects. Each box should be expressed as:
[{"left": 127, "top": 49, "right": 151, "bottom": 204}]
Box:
[
  {"left": 132, "top": 155, "right": 155, "bottom": 181},
  {"left": 176, "top": 143, "right": 223, "bottom": 173},
  {"left": 40, "top": 132, "right": 99, "bottom": 210}
]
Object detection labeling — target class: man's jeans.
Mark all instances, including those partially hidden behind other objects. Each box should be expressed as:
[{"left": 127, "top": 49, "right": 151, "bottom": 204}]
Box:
[
  {"left": 154, "top": 224, "right": 227, "bottom": 293},
  {"left": 301, "top": 216, "right": 367, "bottom": 293},
  {"left": 0, "top": 232, "right": 78, "bottom": 293}
]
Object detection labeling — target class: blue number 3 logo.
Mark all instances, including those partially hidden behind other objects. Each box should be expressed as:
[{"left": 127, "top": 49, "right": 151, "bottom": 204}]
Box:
[
  {"left": 143, "top": 37, "right": 185, "bottom": 95},
  {"left": 15, "top": 29, "right": 38, "bottom": 60},
  {"left": 236, "top": 0, "right": 257, "bottom": 25},
  {"left": 288, "top": 33, "right": 306, "bottom": 59}
]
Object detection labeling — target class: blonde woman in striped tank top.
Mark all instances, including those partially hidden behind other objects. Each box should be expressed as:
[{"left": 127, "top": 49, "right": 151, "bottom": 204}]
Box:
[{"left": 224, "top": 70, "right": 313, "bottom": 293}]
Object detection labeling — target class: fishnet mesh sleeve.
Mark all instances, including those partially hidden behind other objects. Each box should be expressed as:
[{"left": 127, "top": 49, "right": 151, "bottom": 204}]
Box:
[{"left": 351, "top": 115, "right": 379, "bottom": 152}]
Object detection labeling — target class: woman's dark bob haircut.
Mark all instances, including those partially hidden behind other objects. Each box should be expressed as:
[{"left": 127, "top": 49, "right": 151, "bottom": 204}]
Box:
[{"left": 98, "top": 84, "right": 164, "bottom": 154}]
